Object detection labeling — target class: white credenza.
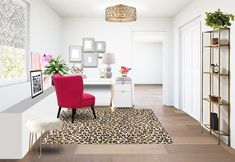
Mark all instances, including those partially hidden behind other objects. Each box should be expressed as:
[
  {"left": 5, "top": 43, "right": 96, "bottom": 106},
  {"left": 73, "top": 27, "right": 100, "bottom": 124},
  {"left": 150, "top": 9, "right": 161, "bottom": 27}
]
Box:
[{"left": 114, "top": 77, "right": 133, "bottom": 108}]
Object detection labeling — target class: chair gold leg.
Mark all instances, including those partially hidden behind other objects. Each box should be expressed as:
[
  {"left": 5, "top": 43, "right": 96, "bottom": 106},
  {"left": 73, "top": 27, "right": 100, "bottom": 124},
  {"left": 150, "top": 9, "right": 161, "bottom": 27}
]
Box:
[
  {"left": 35, "top": 133, "right": 38, "bottom": 153},
  {"left": 39, "top": 132, "right": 42, "bottom": 158},
  {"left": 31, "top": 133, "right": 34, "bottom": 152},
  {"left": 29, "top": 132, "right": 31, "bottom": 151}
]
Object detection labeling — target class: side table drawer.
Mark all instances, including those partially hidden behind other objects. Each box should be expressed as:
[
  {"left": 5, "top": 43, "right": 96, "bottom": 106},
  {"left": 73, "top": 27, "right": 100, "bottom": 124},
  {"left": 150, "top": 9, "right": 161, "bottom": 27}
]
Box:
[
  {"left": 115, "top": 84, "right": 132, "bottom": 92},
  {"left": 114, "top": 91, "right": 132, "bottom": 107}
]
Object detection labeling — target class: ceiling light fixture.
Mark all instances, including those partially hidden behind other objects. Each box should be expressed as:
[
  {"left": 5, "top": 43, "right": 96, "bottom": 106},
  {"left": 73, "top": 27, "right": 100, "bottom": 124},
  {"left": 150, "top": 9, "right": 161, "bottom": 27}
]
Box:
[{"left": 105, "top": 4, "right": 137, "bottom": 22}]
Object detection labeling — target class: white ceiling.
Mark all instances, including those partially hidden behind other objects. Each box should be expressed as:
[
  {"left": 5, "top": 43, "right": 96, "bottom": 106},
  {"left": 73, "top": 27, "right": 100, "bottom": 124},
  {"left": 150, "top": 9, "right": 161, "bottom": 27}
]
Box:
[{"left": 42, "top": 0, "right": 194, "bottom": 18}]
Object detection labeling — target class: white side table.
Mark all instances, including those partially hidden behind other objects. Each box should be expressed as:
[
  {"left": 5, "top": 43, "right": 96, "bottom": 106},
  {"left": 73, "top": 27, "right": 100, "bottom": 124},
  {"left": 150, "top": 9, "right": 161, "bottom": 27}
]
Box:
[{"left": 114, "top": 77, "right": 133, "bottom": 108}]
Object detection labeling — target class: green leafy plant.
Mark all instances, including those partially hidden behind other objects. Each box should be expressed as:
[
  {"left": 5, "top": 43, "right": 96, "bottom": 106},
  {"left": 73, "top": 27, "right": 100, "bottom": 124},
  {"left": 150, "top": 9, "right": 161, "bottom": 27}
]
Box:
[
  {"left": 43, "top": 56, "right": 69, "bottom": 76},
  {"left": 205, "top": 9, "right": 235, "bottom": 29}
]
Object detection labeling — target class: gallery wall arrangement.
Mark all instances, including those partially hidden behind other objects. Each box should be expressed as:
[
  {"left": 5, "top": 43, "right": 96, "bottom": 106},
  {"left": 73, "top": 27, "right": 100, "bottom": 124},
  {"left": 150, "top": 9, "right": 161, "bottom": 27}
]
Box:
[{"left": 69, "top": 38, "right": 107, "bottom": 76}]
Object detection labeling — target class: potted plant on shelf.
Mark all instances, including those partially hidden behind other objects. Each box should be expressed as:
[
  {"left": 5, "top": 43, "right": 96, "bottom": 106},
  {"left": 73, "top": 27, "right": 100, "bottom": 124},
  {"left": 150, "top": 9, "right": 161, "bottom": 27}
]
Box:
[
  {"left": 205, "top": 9, "right": 234, "bottom": 29},
  {"left": 43, "top": 56, "right": 69, "bottom": 85}
]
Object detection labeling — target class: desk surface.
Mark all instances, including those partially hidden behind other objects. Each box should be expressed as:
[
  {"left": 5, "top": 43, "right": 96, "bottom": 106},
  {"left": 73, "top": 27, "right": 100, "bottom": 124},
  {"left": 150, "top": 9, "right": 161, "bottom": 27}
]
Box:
[
  {"left": 2, "top": 87, "right": 55, "bottom": 113},
  {"left": 84, "top": 78, "right": 114, "bottom": 85}
]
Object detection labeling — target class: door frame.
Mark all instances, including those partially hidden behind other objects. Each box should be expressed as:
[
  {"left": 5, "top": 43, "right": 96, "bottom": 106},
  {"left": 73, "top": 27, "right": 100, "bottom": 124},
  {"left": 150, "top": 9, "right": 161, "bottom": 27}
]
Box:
[{"left": 131, "top": 31, "right": 169, "bottom": 105}]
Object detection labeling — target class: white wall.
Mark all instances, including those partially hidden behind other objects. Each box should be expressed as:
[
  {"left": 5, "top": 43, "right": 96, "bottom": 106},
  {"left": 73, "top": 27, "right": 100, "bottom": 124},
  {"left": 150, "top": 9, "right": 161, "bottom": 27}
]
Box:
[
  {"left": 62, "top": 18, "right": 174, "bottom": 105},
  {"left": 0, "top": 0, "right": 62, "bottom": 112},
  {"left": 173, "top": 0, "right": 235, "bottom": 148},
  {"left": 133, "top": 42, "right": 163, "bottom": 84}
]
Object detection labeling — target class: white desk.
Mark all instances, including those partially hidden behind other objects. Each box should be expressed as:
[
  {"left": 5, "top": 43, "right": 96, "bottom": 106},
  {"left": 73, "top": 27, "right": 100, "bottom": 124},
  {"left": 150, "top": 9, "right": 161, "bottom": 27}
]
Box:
[
  {"left": 83, "top": 78, "right": 115, "bottom": 111},
  {"left": 84, "top": 78, "right": 114, "bottom": 85}
]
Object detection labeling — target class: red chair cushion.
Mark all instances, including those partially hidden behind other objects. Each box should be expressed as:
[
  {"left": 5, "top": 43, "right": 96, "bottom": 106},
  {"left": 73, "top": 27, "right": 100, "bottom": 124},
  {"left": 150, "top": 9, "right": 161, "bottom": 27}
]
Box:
[{"left": 81, "top": 93, "right": 95, "bottom": 107}]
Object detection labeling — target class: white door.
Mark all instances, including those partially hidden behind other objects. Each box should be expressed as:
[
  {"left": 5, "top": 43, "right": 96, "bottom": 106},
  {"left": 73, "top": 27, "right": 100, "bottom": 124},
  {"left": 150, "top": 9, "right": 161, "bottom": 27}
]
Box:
[{"left": 181, "top": 20, "right": 201, "bottom": 121}]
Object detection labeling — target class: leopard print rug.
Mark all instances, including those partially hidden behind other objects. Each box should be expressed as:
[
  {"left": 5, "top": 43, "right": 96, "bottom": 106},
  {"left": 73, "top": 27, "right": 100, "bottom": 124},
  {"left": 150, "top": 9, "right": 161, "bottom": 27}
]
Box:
[{"left": 43, "top": 108, "right": 173, "bottom": 144}]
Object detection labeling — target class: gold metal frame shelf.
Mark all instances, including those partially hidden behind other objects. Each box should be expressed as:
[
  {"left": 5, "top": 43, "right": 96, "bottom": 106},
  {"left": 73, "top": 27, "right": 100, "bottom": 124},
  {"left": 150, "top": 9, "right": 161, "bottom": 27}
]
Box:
[
  {"left": 203, "top": 124, "right": 229, "bottom": 136},
  {"left": 201, "top": 28, "right": 231, "bottom": 146},
  {"left": 204, "top": 28, "right": 230, "bottom": 33},
  {"left": 203, "top": 98, "right": 229, "bottom": 107},
  {"left": 202, "top": 44, "right": 229, "bottom": 48},
  {"left": 203, "top": 72, "right": 229, "bottom": 77}
]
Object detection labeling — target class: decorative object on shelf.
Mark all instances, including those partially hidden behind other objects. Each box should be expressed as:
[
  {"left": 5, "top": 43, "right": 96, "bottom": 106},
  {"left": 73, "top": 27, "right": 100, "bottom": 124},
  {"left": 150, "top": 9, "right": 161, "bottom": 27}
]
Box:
[
  {"left": 95, "top": 41, "right": 106, "bottom": 53},
  {"left": 201, "top": 28, "right": 230, "bottom": 146},
  {"left": 30, "top": 70, "right": 43, "bottom": 98},
  {"left": 210, "top": 38, "right": 228, "bottom": 45},
  {"left": 210, "top": 113, "right": 218, "bottom": 130},
  {"left": 43, "top": 56, "right": 69, "bottom": 85},
  {"left": 205, "top": 9, "right": 234, "bottom": 29},
  {"left": 70, "top": 64, "right": 86, "bottom": 78},
  {"left": 99, "top": 68, "right": 106, "bottom": 78},
  {"left": 69, "top": 46, "right": 82, "bottom": 62},
  {"left": 210, "top": 64, "right": 219, "bottom": 74},
  {"left": 98, "top": 53, "right": 104, "bottom": 59},
  {"left": 82, "top": 38, "right": 95, "bottom": 52},
  {"left": 102, "top": 53, "right": 116, "bottom": 78},
  {"left": 44, "top": 56, "right": 69, "bottom": 76},
  {"left": 213, "top": 64, "right": 219, "bottom": 74},
  {"left": 209, "top": 95, "right": 221, "bottom": 103},
  {"left": 211, "top": 38, "right": 218, "bottom": 45},
  {"left": 83, "top": 53, "right": 98, "bottom": 67},
  {"left": 105, "top": 4, "right": 137, "bottom": 22},
  {"left": 119, "top": 66, "right": 131, "bottom": 77},
  {"left": 71, "top": 64, "right": 82, "bottom": 74}
]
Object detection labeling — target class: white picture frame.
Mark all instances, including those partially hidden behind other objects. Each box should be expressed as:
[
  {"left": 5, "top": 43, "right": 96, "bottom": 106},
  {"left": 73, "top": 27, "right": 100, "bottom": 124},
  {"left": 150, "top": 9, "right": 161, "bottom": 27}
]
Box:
[
  {"left": 82, "top": 38, "right": 95, "bottom": 52},
  {"left": 83, "top": 53, "right": 98, "bottom": 67},
  {"left": 95, "top": 41, "right": 106, "bottom": 53},
  {"left": 69, "top": 46, "right": 82, "bottom": 62}
]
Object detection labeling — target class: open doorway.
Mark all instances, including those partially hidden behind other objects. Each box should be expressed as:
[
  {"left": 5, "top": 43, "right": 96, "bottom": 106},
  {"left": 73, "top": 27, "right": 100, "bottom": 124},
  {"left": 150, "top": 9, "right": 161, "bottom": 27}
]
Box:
[
  {"left": 133, "top": 42, "right": 163, "bottom": 84},
  {"left": 132, "top": 32, "right": 164, "bottom": 107}
]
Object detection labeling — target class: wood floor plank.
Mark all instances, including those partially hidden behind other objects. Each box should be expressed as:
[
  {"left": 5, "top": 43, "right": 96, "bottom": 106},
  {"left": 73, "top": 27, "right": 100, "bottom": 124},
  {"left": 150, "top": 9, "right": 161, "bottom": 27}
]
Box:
[{"left": 75, "top": 144, "right": 168, "bottom": 154}]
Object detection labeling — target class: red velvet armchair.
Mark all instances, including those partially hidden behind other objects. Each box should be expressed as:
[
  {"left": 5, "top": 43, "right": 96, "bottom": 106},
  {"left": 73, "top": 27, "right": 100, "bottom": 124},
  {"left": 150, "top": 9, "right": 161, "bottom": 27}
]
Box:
[{"left": 53, "top": 74, "right": 96, "bottom": 123}]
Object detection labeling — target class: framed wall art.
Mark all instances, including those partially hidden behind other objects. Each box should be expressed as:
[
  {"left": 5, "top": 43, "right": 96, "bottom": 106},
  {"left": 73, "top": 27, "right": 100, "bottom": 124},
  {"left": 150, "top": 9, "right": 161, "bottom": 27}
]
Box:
[
  {"left": 82, "top": 38, "right": 95, "bottom": 52},
  {"left": 30, "top": 70, "right": 43, "bottom": 98},
  {"left": 95, "top": 41, "right": 106, "bottom": 53},
  {"left": 83, "top": 53, "right": 98, "bottom": 67},
  {"left": 69, "top": 46, "right": 82, "bottom": 62},
  {"left": 31, "top": 52, "right": 52, "bottom": 90}
]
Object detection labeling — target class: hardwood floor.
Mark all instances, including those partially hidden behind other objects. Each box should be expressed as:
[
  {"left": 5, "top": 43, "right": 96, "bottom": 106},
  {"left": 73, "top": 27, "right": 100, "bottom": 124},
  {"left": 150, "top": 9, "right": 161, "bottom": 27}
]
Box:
[{"left": 2, "top": 85, "right": 235, "bottom": 162}]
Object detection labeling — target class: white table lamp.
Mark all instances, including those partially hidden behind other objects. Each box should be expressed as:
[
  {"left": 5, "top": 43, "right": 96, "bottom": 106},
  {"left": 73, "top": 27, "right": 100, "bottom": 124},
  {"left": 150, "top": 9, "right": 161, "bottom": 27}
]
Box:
[{"left": 102, "top": 53, "right": 116, "bottom": 78}]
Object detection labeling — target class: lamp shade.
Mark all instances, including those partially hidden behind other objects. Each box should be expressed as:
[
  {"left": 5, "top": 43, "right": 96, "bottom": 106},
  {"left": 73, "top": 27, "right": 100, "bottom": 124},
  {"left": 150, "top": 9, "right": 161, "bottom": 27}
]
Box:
[{"left": 102, "top": 53, "right": 116, "bottom": 65}]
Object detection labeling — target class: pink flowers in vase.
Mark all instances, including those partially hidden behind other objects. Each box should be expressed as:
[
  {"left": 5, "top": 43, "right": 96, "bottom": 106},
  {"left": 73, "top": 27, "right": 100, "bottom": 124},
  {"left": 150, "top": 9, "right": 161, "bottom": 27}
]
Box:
[{"left": 119, "top": 66, "right": 131, "bottom": 77}]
